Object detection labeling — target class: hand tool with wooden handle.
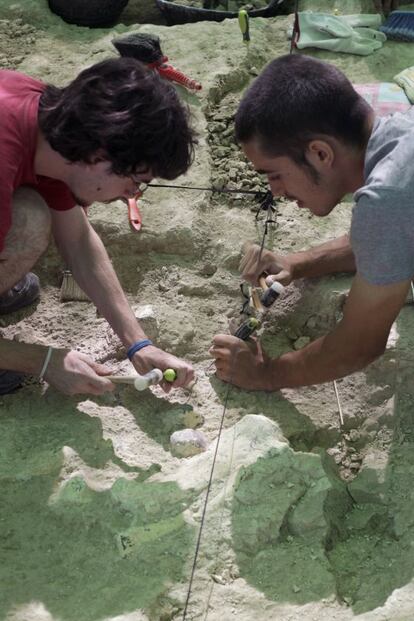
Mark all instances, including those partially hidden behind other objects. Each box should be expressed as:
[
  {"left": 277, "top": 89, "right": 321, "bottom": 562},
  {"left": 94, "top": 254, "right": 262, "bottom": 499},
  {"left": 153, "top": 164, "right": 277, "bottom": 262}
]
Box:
[
  {"left": 259, "top": 276, "right": 285, "bottom": 308},
  {"left": 107, "top": 368, "right": 177, "bottom": 391}
]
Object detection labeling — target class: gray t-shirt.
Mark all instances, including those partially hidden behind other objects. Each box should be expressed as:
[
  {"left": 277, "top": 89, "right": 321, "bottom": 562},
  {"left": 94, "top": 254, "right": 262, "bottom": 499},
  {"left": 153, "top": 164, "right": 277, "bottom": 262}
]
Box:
[{"left": 350, "top": 106, "right": 414, "bottom": 285}]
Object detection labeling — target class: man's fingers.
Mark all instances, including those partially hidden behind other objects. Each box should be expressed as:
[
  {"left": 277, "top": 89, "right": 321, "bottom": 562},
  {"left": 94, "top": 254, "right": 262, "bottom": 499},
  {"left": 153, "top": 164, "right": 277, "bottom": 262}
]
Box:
[
  {"left": 156, "top": 364, "right": 194, "bottom": 390},
  {"left": 89, "top": 377, "right": 115, "bottom": 393},
  {"left": 265, "top": 274, "right": 278, "bottom": 286},
  {"left": 211, "top": 334, "right": 239, "bottom": 348},
  {"left": 239, "top": 243, "right": 260, "bottom": 275},
  {"left": 209, "top": 347, "right": 229, "bottom": 363},
  {"left": 159, "top": 380, "right": 173, "bottom": 393},
  {"left": 174, "top": 366, "right": 194, "bottom": 388},
  {"left": 88, "top": 360, "right": 114, "bottom": 375}
]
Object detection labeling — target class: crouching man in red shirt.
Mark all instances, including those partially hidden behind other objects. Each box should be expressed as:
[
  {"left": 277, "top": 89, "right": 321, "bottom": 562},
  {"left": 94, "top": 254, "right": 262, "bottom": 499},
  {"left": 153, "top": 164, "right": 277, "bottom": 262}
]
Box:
[{"left": 0, "top": 58, "right": 196, "bottom": 395}]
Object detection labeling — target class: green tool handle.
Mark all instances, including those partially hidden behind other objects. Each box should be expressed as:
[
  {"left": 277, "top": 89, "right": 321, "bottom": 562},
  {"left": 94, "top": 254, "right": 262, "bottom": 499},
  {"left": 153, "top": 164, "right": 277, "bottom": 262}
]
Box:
[
  {"left": 234, "top": 317, "right": 260, "bottom": 341},
  {"left": 238, "top": 9, "right": 250, "bottom": 43}
]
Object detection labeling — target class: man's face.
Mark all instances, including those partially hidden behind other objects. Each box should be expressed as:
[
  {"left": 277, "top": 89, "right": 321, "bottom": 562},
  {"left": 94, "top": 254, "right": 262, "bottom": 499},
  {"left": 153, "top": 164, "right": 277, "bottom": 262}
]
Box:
[
  {"left": 65, "top": 160, "right": 153, "bottom": 207},
  {"left": 242, "top": 140, "right": 345, "bottom": 217}
]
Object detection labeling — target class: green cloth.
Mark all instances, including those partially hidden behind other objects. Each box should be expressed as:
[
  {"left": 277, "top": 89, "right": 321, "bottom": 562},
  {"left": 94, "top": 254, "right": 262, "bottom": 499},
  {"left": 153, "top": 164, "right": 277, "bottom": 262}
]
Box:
[
  {"left": 394, "top": 65, "right": 414, "bottom": 103},
  {"left": 296, "top": 12, "right": 386, "bottom": 56}
]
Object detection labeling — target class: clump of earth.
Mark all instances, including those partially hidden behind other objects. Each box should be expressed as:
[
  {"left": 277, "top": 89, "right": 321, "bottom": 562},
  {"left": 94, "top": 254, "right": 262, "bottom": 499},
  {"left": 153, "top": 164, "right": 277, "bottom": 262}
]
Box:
[{"left": 0, "top": 18, "right": 36, "bottom": 69}]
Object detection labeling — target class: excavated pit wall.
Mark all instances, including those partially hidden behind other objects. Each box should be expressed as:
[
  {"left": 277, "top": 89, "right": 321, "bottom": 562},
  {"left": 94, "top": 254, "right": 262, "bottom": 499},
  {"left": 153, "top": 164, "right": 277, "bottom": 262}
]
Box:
[{"left": 1, "top": 1, "right": 414, "bottom": 620}]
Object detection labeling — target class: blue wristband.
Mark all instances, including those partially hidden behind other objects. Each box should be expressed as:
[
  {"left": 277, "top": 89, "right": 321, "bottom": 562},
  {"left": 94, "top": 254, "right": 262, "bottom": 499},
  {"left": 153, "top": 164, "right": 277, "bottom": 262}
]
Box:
[{"left": 127, "top": 339, "right": 153, "bottom": 360}]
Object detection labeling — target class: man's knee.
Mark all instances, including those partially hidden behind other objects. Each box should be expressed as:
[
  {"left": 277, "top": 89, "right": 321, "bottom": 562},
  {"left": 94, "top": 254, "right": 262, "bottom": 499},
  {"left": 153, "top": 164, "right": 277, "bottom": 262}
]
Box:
[
  {"left": 2, "top": 187, "right": 51, "bottom": 258},
  {"left": 13, "top": 187, "right": 51, "bottom": 241}
]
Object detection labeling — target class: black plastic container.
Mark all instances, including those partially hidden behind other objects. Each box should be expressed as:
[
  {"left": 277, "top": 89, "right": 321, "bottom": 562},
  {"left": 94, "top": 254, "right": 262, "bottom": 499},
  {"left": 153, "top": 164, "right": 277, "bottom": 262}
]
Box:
[{"left": 48, "top": 0, "right": 129, "bottom": 28}]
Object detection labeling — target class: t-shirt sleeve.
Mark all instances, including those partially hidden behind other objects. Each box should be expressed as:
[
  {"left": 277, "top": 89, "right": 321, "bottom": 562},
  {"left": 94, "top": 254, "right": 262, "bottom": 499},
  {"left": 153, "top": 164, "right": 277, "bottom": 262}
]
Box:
[
  {"left": 0, "top": 186, "right": 12, "bottom": 253},
  {"left": 351, "top": 186, "right": 414, "bottom": 285},
  {"left": 36, "top": 176, "right": 76, "bottom": 212},
  {"left": 0, "top": 159, "right": 19, "bottom": 253}
]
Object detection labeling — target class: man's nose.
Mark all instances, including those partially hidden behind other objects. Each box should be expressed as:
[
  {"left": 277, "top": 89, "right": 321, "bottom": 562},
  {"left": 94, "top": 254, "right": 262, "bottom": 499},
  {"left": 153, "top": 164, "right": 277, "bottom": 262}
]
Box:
[
  {"left": 124, "top": 181, "right": 139, "bottom": 199},
  {"left": 268, "top": 178, "right": 283, "bottom": 197}
]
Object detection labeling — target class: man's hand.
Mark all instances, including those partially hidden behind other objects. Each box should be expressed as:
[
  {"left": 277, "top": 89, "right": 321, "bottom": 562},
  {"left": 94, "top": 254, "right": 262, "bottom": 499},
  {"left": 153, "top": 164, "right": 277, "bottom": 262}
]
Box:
[
  {"left": 45, "top": 349, "right": 115, "bottom": 396},
  {"left": 240, "top": 243, "right": 294, "bottom": 287},
  {"left": 209, "top": 334, "right": 273, "bottom": 391},
  {"left": 373, "top": 0, "right": 399, "bottom": 14},
  {"left": 131, "top": 345, "right": 194, "bottom": 392}
]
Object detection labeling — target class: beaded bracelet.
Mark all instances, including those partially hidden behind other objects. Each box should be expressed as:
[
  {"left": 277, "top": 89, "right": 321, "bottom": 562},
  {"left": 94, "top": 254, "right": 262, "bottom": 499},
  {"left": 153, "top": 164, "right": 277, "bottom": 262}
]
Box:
[{"left": 127, "top": 339, "right": 153, "bottom": 361}]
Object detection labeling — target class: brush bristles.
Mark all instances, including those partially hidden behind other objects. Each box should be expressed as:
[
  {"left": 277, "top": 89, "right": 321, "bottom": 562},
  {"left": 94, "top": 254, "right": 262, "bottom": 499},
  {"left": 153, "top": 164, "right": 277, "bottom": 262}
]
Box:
[
  {"left": 380, "top": 11, "right": 414, "bottom": 42},
  {"left": 60, "top": 271, "right": 91, "bottom": 302}
]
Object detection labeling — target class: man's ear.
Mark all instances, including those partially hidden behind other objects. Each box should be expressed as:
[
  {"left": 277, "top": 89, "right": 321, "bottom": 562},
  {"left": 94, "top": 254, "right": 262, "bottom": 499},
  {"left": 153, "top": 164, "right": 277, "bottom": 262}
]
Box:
[{"left": 306, "top": 139, "right": 335, "bottom": 170}]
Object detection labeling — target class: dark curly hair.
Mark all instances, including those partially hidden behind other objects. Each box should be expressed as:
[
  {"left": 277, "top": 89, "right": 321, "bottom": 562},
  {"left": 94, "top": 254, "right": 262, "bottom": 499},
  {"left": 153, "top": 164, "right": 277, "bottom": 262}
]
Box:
[{"left": 38, "top": 57, "right": 196, "bottom": 179}]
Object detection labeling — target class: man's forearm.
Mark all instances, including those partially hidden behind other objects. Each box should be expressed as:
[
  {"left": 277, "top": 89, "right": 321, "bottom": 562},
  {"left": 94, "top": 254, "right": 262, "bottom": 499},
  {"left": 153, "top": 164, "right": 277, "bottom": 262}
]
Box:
[
  {"left": 65, "top": 228, "right": 146, "bottom": 348},
  {"left": 266, "top": 328, "right": 380, "bottom": 390},
  {"left": 289, "top": 234, "right": 356, "bottom": 280},
  {"left": 0, "top": 338, "right": 49, "bottom": 374}
]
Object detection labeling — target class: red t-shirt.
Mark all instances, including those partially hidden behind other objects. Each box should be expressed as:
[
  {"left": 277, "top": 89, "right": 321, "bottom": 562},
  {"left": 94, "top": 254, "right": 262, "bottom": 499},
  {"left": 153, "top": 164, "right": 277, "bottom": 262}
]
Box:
[{"left": 0, "top": 70, "right": 76, "bottom": 252}]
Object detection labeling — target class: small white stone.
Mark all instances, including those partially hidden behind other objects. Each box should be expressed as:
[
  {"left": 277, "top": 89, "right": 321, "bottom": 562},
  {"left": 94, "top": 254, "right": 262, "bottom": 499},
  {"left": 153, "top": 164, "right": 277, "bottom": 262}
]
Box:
[
  {"left": 170, "top": 429, "right": 207, "bottom": 458},
  {"left": 132, "top": 305, "right": 159, "bottom": 340}
]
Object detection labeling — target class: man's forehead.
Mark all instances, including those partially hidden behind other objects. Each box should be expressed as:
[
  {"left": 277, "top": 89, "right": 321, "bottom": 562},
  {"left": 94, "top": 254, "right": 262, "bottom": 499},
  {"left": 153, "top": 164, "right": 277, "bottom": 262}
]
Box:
[{"left": 242, "top": 142, "right": 286, "bottom": 172}]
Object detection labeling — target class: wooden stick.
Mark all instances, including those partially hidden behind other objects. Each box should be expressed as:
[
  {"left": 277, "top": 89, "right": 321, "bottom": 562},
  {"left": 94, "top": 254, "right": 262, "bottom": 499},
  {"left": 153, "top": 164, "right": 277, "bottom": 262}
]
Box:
[
  {"left": 106, "top": 375, "right": 137, "bottom": 385},
  {"left": 259, "top": 275, "right": 268, "bottom": 291},
  {"left": 251, "top": 288, "right": 264, "bottom": 312},
  {"left": 333, "top": 380, "right": 344, "bottom": 426}
]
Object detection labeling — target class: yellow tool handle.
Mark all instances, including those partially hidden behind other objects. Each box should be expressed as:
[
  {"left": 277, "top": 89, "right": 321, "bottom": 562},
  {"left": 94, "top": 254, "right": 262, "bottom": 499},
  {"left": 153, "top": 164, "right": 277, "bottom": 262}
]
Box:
[
  {"left": 259, "top": 275, "right": 268, "bottom": 291},
  {"left": 238, "top": 9, "right": 250, "bottom": 43}
]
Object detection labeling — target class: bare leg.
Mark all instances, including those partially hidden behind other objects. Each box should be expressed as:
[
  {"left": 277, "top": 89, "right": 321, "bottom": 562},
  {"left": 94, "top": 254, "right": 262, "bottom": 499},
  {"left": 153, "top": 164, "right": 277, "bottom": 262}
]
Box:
[{"left": 0, "top": 187, "right": 51, "bottom": 294}]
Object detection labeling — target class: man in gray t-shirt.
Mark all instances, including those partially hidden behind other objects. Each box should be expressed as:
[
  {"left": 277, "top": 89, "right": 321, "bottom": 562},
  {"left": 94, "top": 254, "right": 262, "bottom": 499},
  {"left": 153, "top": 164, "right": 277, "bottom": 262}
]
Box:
[
  {"left": 210, "top": 54, "right": 414, "bottom": 391},
  {"left": 352, "top": 107, "right": 414, "bottom": 285}
]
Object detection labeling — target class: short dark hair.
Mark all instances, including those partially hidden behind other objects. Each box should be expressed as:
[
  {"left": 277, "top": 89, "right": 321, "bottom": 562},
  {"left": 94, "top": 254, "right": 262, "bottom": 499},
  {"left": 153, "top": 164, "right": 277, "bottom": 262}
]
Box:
[
  {"left": 235, "top": 54, "right": 371, "bottom": 167},
  {"left": 38, "top": 57, "right": 196, "bottom": 179}
]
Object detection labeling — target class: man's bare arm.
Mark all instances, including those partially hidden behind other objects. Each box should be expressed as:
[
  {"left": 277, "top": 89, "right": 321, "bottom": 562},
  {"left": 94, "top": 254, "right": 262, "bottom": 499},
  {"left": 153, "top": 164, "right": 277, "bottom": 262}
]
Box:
[
  {"left": 52, "top": 206, "right": 147, "bottom": 347},
  {"left": 241, "top": 234, "right": 356, "bottom": 286},
  {"left": 211, "top": 275, "right": 410, "bottom": 390},
  {"left": 51, "top": 207, "right": 194, "bottom": 388}
]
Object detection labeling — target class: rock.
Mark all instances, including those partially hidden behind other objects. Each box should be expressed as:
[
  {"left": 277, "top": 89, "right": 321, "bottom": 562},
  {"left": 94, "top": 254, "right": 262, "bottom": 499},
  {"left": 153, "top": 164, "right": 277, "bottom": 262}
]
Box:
[
  {"left": 293, "top": 336, "right": 311, "bottom": 350},
  {"left": 158, "top": 281, "right": 169, "bottom": 293},
  {"left": 285, "top": 326, "right": 299, "bottom": 341},
  {"left": 212, "top": 175, "right": 227, "bottom": 189},
  {"left": 170, "top": 429, "right": 207, "bottom": 457},
  {"left": 305, "top": 315, "right": 318, "bottom": 330},
  {"left": 213, "top": 146, "right": 231, "bottom": 158},
  {"left": 347, "top": 448, "right": 390, "bottom": 504},
  {"left": 210, "top": 121, "right": 227, "bottom": 133},
  {"left": 182, "top": 410, "right": 204, "bottom": 429},
  {"left": 132, "top": 305, "right": 159, "bottom": 341},
  {"left": 199, "top": 262, "right": 217, "bottom": 277}
]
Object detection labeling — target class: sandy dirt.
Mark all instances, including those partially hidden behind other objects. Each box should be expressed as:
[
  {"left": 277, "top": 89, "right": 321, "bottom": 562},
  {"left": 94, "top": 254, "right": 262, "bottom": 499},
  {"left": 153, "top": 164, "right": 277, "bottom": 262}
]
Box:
[{"left": 1, "top": 1, "right": 414, "bottom": 620}]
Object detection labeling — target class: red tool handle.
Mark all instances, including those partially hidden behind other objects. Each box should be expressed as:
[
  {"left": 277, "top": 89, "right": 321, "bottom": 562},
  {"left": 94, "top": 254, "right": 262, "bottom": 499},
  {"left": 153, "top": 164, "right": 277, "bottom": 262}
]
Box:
[
  {"left": 127, "top": 197, "right": 142, "bottom": 232},
  {"left": 156, "top": 63, "right": 202, "bottom": 91}
]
